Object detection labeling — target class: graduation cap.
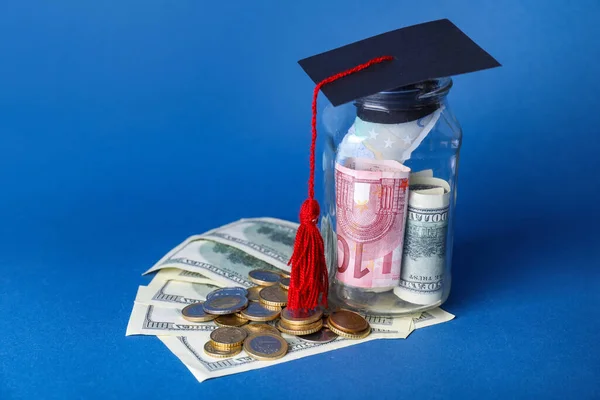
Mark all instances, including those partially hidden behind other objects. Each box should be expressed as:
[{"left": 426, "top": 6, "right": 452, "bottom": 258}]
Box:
[
  {"left": 299, "top": 18, "right": 500, "bottom": 107},
  {"left": 286, "top": 19, "right": 500, "bottom": 311}
]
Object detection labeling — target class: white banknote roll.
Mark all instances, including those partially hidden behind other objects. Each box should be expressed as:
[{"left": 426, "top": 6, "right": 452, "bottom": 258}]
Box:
[{"left": 394, "top": 176, "right": 450, "bottom": 305}]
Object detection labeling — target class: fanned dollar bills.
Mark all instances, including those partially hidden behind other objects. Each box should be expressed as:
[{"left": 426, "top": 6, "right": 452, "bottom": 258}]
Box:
[{"left": 127, "top": 218, "right": 455, "bottom": 383}]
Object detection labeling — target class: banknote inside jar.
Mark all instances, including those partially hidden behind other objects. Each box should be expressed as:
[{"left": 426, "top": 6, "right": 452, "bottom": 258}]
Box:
[{"left": 333, "top": 158, "right": 410, "bottom": 294}]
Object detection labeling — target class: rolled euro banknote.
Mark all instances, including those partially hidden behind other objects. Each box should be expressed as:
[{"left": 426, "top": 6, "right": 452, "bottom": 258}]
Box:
[
  {"left": 335, "top": 157, "right": 410, "bottom": 291},
  {"left": 394, "top": 176, "right": 450, "bottom": 305}
]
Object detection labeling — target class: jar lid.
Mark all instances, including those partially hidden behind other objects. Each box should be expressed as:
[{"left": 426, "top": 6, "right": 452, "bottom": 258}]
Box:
[{"left": 355, "top": 78, "right": 452, "bottom": 124}]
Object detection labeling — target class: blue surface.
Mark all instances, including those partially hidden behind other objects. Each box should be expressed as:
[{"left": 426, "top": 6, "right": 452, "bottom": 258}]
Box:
[{"left": 1, "top": 1, "right": 599, "bottom": 399}]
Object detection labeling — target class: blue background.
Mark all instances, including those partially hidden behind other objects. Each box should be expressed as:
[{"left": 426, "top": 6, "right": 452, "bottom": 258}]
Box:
[{"left": 1, "top": 0, "right": 599, "bottom": 399}]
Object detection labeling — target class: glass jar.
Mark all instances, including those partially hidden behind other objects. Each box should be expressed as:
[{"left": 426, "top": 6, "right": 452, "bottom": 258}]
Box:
[{"left": 319, "top": 78, "right": 461, "bottom": 316}]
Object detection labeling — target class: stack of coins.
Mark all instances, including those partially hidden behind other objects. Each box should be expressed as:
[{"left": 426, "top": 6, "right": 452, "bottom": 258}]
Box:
[
  {"left": 183, "top": 268, "right": 371, "bottom": 360},
  {"left": 204, "top": 327, "right": 247, "bottom": 358},
  {"left": 277, "top": 307, "right": 325, "bottom": 336}
]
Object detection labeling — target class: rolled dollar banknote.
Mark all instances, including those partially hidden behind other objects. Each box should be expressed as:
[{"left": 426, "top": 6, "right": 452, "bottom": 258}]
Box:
[{"left": 394, "top": 176, "right": 450, "bottom": 305}]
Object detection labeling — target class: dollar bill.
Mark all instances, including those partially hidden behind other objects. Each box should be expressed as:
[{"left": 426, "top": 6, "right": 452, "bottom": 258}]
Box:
[
  {"left": 412, "top": 307, "right": 454, "bottom": 329},
  {"left": 143, "top": 238, "right": 283, "bottom": 287},
  {"left": 134, "top": 279, "right": 221, "bottom": 309},
  {"left": 151, "top": 268, "right": 223, "bottom": 287},
  {"left": 156, "top": 307, "right": 452, "bottom": 383},
  {"left": 198, "top": 218, "right": 298, "bottom": 271},
  {"left": 125, "top": 302, "right": 218, "bottom": 336},
  {"left": 410, "top": 169, "right": 434, "bottom": 178},
  {"left": 394, "top": 176, "right": 451, "bottom": 306}
]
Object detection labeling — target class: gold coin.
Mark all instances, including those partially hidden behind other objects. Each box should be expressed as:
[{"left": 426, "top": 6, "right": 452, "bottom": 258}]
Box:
[
  {"left": 277, "top": 319, "right": 323, "bottom": 336},
  {"left": 243, "top": 333, "right": 288, "bottom": 361},
  {"left": 248, "top": 270, "right": 282, "bottom": 286},
  {"left": 247, "top": 286, "right": 265, "bottom": 302},
  {"left": 209, "top": 339, "right": 237, "bottom": 351},
  {"left": 244, "top": 323, "right": 281, "bottom": 336},
  {"left": 328, "top": 310, "right": 369, "bottom": 334},
  {"left": 280, "top": 307, "right": 323, "bottom": 326},
  {"left": 181, "top": 302, "right": 218, "bottom": 323},
  {"left": 239, "top": 302, "right": 281, "bottom": 322},
  {"left": 214, "top": 314, "right": 249, "bottom": 327},
  {"left": 209, "top": 327, "right": 248, "bottom": 348},
  {"left": 278, "top": 277, "right": 290, "bottom": 290},
  {"left": 327, "top": 323, "right": 371, "bottom": 340},
  {"left": 278, "top": 318, "right": 323, "bottom": 331},
  {"left": 258, "top": 285, "right": 288, "bottom": 307},
  {"left": 203, "top": 341, "right": 242, "bottom": 358}
]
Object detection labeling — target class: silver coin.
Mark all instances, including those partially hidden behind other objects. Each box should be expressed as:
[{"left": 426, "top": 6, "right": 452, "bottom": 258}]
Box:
[
  {"left": 297, "top": 328, "right": 338, "bottom": 344},
  {"left": 181, "top": 302, "right": 217, "bottom": 322},
  {"left": 206, "top": 287, "right": 248, "bottom": 300},
  {"left": 240, "top": 302, "right": 280, "bottom": 321},
  {"left": 202, "top": 295, "right": 248, "bottom": 315},
  {"left": 248, "top": 270, "right": 281, "bottom": 286}
]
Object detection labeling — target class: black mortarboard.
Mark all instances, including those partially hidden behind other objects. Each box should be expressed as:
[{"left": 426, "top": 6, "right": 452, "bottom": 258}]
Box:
[{"left": 298, "top": 19, "right": 500, "bottom": 107}]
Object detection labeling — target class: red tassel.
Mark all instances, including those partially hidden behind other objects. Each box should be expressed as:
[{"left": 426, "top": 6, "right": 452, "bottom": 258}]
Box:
[{"left": 287, "top": 55, "right": 394, "bottom": 311}]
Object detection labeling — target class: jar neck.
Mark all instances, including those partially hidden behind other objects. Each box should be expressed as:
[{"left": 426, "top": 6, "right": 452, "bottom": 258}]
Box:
[{"left": 354, "top": 78, "right": 452, "bottom": 124}]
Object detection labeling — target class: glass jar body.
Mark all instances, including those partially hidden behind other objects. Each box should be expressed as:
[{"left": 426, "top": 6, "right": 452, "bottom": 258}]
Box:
[{"left": 319, "top": 78, "right": 462, "bottom": 316}]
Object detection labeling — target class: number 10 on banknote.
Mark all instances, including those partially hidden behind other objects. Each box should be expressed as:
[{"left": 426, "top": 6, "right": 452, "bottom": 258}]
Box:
[{"left": 334, "top": 158, "right": 410, "bottom": 290}]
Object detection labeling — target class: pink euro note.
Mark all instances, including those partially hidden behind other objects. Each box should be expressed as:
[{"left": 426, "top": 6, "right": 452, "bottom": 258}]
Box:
[{"left": 335, "top": 158, "right": 410, "bottom": 289}]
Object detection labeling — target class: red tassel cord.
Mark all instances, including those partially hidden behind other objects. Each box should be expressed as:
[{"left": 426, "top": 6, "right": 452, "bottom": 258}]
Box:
[{"left": 287, "top": 55, "right": 395, "bottom": 311}]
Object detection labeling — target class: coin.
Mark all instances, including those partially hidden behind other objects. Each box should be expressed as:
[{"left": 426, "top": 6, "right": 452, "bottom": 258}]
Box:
[
  {"left": 239, "top": 302, "right": 281, "bottom": 322},
  {"left": 280, "top": 307, "right": 323, "bottom": 326},
  {"left": 203, "top": 341, "right": 242, "bottom": 358},
  {"left": 181, "top": 302, "right": 218, "bottom": 322},
  {"left": 277, "top": 319, "right": 323, "bottom": 336},
  {"left": 327, "top": 324, "right": 371, "bottom": 340},
  {"left": 248, "top": 270, "right": 282, "bottom": 286},
  {"left": 258, "top": 285, "right": 288, "bottom": 307},
  {"left": 210, "top": 327, "right": 248, "bottom": 348},
  {"left": 298, "top": 328, "right": 338, "bottom": 344},
  {"left": 278, "top": 318, "right": 323, "bottom": 331},
  {"left": 214, "top": 314, "right": 249, "bottom": 327},
  {"left": 327, "top": 310, "right": 369, "bottom": 334},
  {"left": 278, "top": 277, "right": 290, "bottom": 290},
  {"left": 243, "top": 323, "right": 282, "bottom": 336},
  {"left": 202, "top": 295, "right": 248, "bottom": 315},
  {"left": 243, "top": 333, "right": 288, "bottom": 361},
  {"left": 207, "top": 287, "right": 248, "bottom": 300},
  {"left": 246, "top": 286, "right": 264, "bottom": 302}
]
